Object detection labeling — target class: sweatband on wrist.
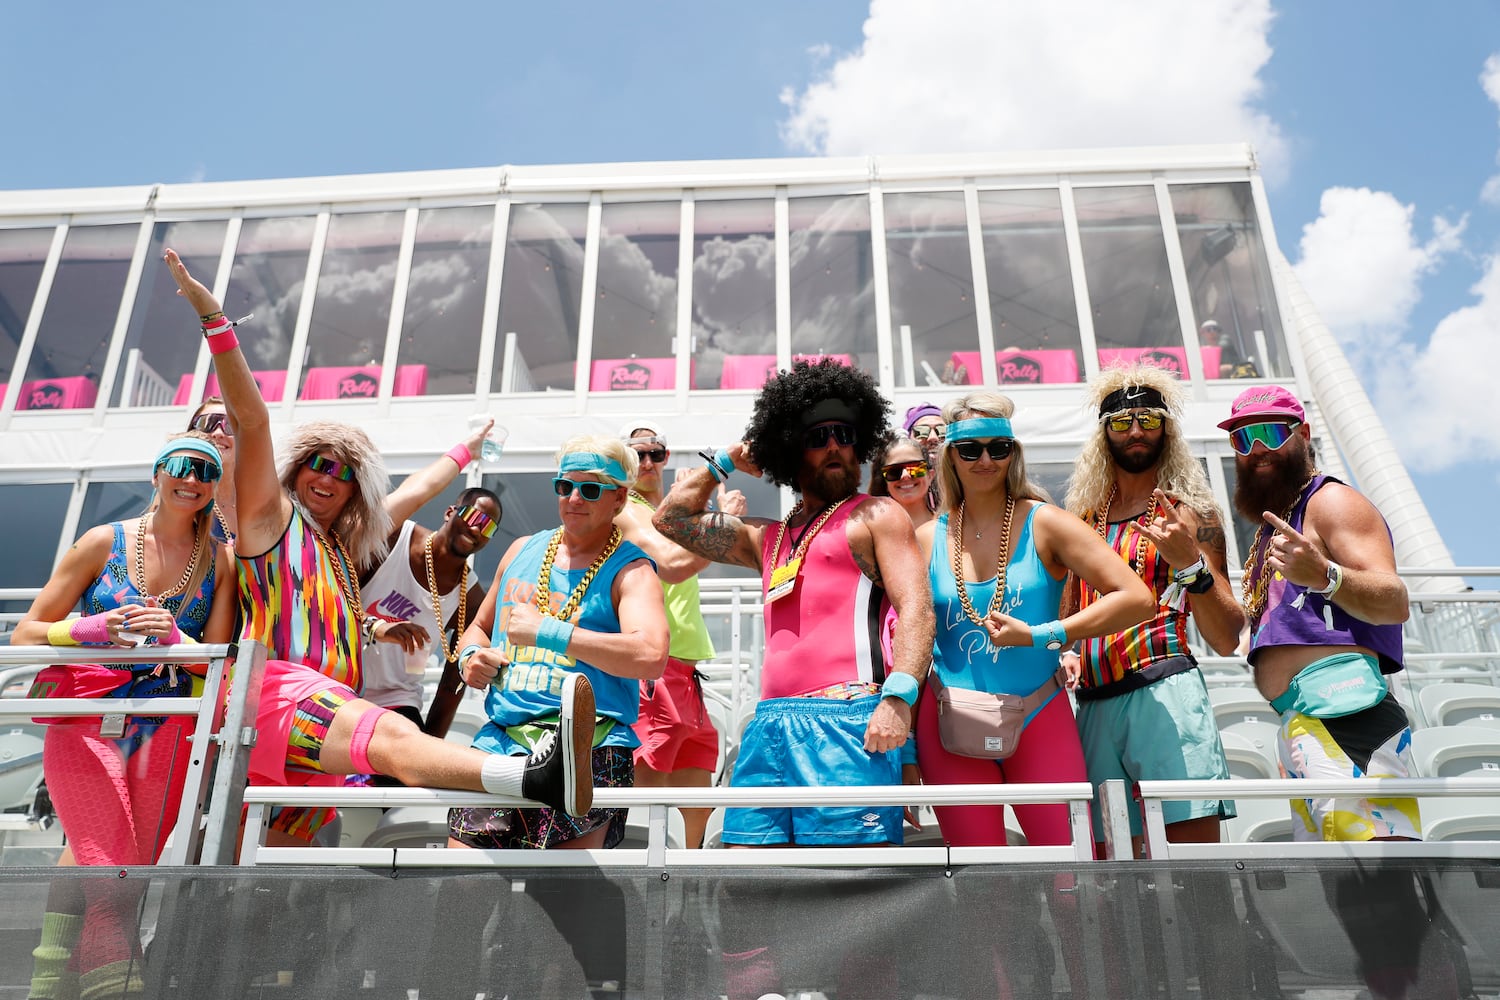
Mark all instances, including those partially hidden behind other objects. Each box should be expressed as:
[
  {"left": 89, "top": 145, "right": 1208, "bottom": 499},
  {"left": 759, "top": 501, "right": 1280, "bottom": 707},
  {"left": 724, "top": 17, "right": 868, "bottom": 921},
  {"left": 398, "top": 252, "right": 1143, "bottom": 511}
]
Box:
[
  {"left": 881, "top": 672, "right": 920, "bottom": 706},
  {"left": 47, "top": 619, "right": 82, "bottom": 647},
  {"left": 458, "top": 643, "right": 482, "bottom": 669},
  {"left": 54, "top": 613, "right": 113, "bottom": 647},
  {"left": 204, "top": 325, "right": 239, "bottom": 355},
  {"left": 713, "top": 448, "right": 735, "bottom": 479},
  {"left": 1160, "top": 556, "right": 1209, "bottom": 611},
  {"left": 162, "top": 622, "right": 184, "bottom": 645},
  {"left": 535, "top": 617, "right": 575, "bottom": 656},
  {"left": 446, "top": 443, "right": 474, "bottom": 469},
  {"left": 698, "top": 450, "right": 726, "bottom": 482},
  {"left": 1029, "top": 620, "right": 1067, "bottom": 649}
]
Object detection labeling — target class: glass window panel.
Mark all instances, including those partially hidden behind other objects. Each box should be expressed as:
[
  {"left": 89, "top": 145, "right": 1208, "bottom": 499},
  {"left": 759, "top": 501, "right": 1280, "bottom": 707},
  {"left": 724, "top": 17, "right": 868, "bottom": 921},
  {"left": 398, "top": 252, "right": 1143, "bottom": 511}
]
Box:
[
  {"left": 298, "top": 211, "right": 404, "bottom": 400},
  {"left": 78, "top": 480, "right": 156, "bottom": 536},
  {"left": 885, "top": 192, "right": 979, "bottom": 389},
  {"left": 491, "top": 204, "right": 588, "bottom": 393},
  {"left": 690, "top": 199, "right": 775, "bottom": 390},
  {"left": 978, "top": 189, "right": 1084, "bottom": 384},
  {"left": 789, "top": 195, "right": 876, "bottom": 377},
  {"left": 1073, "top": 186, "right": 1186, "bottom": 369},
  {"left": 222, "top": 216, "right": 317, "bottom": 382},
  {"left": 1171, "top": 182, "right": 1290, "bottom": 380},
  {"left": 474, "top": 472, "right": 562, "bottom": 585},
  {"left": 0, "top": 483, "right": 73, "bottom": 589},
  {"left": 1028, "top": 461, "right": 1075, "bottom": 508},
  {"left": 397, "top": 206, "right": 494, "bottom": 397},
  {"left": 112, "top": 221, "right": 226, "bottom": 408},
  {"left": 1220, "top": 456, "right": 1256, "bottom": 570},
  {"left": 591, "top": 203, "right": 679, "bottom": 392},
  {"left": 0, "top": 228, "right": 54, "bottom": 408},
  {"left": 20, "top": 225, "right": 137, "bottom": 410},
  {"left": 697, "top": 472, "right": 779, "bottom": 580}
]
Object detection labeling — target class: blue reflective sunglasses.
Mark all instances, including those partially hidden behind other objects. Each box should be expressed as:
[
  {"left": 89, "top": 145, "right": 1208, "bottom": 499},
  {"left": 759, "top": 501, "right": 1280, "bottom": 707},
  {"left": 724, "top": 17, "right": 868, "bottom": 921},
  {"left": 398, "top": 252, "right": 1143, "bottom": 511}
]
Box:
[
  {"left": 157, "top": 455, "right": 222, "bottom": 483},
  {"left": 1229, "top": 421, "right": 1300, "bottom": 456},
  {"left": 553, "top": 477, "right": 621, "bottom": 501}
]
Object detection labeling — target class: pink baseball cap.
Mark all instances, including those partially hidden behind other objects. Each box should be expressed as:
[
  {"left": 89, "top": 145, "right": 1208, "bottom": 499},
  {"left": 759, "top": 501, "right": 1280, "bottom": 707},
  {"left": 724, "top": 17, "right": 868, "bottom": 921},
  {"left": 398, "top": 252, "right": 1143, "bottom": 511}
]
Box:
[{"left": 1217, "top": 385, "right": 1306, "bottom": 430}]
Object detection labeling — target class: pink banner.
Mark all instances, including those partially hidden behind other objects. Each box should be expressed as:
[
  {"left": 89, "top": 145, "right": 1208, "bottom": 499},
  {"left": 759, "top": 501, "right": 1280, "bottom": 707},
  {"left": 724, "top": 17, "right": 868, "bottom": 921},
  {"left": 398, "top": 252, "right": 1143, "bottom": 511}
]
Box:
[
  {"left": 589, "top": 357, "right": 679, "bottom": 392},
  {"left": 718, "top": 353, "right": 852, "bottom": 390},
  {"left": 1098, "top": 346, "right": 1222, "bottom": 379},
  {"left": 949, "top": 350, "right": 1080, "bottom": 385},
  {"left": 299, "top": 364, "right": 428, "bottom": 400},
  {"left": 173, "top": 370, "right": 290, "bottom": 405},
  {"left": 3, "top": 376, "right": 100, "bottom": 411}
]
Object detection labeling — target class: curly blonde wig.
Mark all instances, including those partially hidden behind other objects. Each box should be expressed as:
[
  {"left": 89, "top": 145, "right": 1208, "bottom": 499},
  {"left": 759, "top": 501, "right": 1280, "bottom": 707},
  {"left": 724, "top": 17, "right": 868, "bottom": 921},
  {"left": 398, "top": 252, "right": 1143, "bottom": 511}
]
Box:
[
  {"left": 936, "top": 391, "right": 1049, "bottom": 513},
  {"left": 278, "top": 421, "right": 392, "bottom": 569}
]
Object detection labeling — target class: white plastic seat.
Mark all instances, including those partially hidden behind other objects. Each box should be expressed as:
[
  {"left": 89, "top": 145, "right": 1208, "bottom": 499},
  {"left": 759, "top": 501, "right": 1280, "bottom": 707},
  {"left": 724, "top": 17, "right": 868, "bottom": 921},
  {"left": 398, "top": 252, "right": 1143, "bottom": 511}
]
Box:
[
  {"left": 362, "top": 806, "right": 453, "bottom": 849},
  {"left": 1419, "top": 795, "right": 1500, "bottom": 842},
  {"left": 1222, "top": 794, "right": 1295, "bottom": 843},
  {"left": 0, "top": 725, "right": 45, "bottom": 816},
  {"left": 1207, "top": 686, "right": 1279, "bottom": 729},
  {"left": 1417, "top": 681, "right": 1500, "bottom": 730},
  {"left": 1411, "top": 725, "right": 1500, "bottom": 779},
  {"left": 1219, "top": 723, "right": 1280, "bottom": 781}
]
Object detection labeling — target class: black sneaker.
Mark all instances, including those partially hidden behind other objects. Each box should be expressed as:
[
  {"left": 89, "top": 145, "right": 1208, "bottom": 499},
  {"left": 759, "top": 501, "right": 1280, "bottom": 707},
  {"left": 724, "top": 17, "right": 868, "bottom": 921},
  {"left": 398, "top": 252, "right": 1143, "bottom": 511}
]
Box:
[{"left": 521, "top": 672, "right": 595, "bottom": 816}]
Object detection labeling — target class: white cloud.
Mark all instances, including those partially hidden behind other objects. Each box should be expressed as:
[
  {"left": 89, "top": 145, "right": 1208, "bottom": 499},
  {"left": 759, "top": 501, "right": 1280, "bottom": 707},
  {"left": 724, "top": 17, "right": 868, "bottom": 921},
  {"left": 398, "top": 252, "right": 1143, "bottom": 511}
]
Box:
[
  {"left": 1481, "top": 53, "right": 1500, "bottom": 205},
  {"left": 1292, "top": 187, "right": 1463, "bottom": 356},
  {"left": 780, "top": 0, "right": 1286, "bottom": 172}
]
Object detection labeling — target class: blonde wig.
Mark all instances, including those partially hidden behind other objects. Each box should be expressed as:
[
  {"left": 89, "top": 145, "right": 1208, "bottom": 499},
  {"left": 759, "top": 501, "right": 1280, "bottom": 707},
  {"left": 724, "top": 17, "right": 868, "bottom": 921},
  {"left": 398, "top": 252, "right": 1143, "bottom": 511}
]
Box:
[
  {"left": 936, "top": 391, "right": 1049, "bottom": 513},
  {"left": 278, "top": 421, "right": 392, "bottom": 569},
  {"left": 1064, "top": 363, "right": 1218, "bottom": 520},
  {"left": 556, "top": 435, "right": 639, "bottom": 489},
  {"left": 145, "top": 428, "right": 221, "bottom": 605}
]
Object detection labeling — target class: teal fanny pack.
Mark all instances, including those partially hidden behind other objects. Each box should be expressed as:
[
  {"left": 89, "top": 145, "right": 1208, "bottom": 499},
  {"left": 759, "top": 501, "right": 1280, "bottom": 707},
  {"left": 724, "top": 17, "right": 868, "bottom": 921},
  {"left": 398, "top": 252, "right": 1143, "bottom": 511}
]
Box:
[{"left": 1269, "top": 652, "right": 1387, "bottom": 719}]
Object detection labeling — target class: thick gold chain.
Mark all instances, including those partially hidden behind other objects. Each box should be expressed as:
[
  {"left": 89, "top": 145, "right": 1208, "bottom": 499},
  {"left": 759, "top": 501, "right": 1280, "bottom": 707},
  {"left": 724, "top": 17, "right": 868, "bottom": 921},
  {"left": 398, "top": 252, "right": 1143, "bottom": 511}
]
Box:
[
  {"left": 424, "top": 531, "right": 469, "bottom": 663},
  {"left": 1093, "top": 483, "right": 1159, "bottom": 578},
  {"left": 132, "top": 513, "right": 204, "bottom": 604},
  {"left": 951, "top": 495, "right": 1016, "bottom": 629},
  {"left": 768, "top": 497, "right": 850, "bottom": 570},
  {"left": 1240, "top": 472, "right": 1319, "bottom": 624},
  {"left": 309, "top": 521, "right": 365, "bottom": 626},
  {"left": 537, "top": 526, "right": 623, "bottom": 623},
  {"left": 212, "top": 502, "right": 235, "bottom": 541}
]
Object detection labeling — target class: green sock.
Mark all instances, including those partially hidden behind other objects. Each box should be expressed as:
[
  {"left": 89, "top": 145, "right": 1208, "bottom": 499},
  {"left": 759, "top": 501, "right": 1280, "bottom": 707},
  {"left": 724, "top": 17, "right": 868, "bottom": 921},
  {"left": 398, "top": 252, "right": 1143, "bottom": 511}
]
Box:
[
  {"left": 78, "top": 960, "right": 144, "bottom": 1000},
  {"left": 29, "top": 912, "right": 83, "bottom": 1000}
]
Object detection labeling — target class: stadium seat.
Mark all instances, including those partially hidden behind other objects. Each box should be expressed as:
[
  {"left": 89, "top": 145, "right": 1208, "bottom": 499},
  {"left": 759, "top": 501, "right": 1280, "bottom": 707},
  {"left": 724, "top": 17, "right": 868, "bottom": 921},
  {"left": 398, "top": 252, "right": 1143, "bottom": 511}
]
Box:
[
  {"left": 363, "top": 807, "right": 453, "bottom": 849},
  {"left": 1411, "top": 726, "right": 1500, "bottom": 779},
  {"left": 1208, "top": 686, "right": 1279, "bottom": 729},
  {"left": 1221, "top": 795, "right": 1294, "bottom": 843},
  {"left": 1417, "top": 681, "right": 1500, "bottom": 730},
  {"left": 1219, "top": 722, "right": 1281, "bottom": 780}
]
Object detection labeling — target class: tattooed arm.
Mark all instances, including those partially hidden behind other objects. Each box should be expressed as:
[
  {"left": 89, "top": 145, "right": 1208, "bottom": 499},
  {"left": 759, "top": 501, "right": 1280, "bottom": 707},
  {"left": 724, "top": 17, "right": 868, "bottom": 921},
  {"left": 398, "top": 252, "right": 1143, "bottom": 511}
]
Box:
[
  {"left": 1180, "top": 504, "right": 1247, "bottom": 656},
  {"left": 652, "top": 443, "right": 773, "bottom": 572}
]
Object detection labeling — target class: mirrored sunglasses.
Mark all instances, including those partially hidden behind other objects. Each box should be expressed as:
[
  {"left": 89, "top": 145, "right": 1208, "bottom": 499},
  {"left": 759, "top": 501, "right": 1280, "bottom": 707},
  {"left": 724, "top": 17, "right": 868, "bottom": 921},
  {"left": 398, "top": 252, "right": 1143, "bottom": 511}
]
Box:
[
  {"left": 1230, "top": 420, "right": 1300, "bottom": 456},
  {"left": 305, "top": 453, "right": 356, "bottom": 482},
  {"left": 804, "top": 423, "right": 856, "bottom": 449},
  {"left": 880, "top": 460, "right": 929, "bottom": 482},
  {"left": 1104, "top": 410, "right": 1165, "bottom": 433},
  {"left": 454, "top": 504, "right": 498, "bottom": 539},
  {"left": 553, "top": 477, "right": 621, "bottom": 502},
  {"left": 910, "top": 422, "right": 947, "bottom": 440},
  {"left": 157, "top": 455, "right": 222, "bottom": 483},
  {"left": 952, "top": 438, "right": 1016, "bottom": 462},
  {"left": 633, "top": 447, "right": 667, "bottom": 464},
  {"left": 189, "top": 411, "right": 233, "bottom": 436}
]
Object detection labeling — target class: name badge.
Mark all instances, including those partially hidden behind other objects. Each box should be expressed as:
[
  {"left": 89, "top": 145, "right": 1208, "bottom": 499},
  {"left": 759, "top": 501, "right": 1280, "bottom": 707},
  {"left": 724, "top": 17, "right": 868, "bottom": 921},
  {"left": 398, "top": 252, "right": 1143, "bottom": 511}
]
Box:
[{"left": 766, "top": 558, "right": 802, "bottom": 603}]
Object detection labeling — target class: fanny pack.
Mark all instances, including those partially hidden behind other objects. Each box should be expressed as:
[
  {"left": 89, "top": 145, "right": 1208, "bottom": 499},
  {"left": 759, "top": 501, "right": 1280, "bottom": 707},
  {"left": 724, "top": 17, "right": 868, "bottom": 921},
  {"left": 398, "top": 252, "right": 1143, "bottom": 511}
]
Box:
[
  {"left": 1269, "top": 652, "right": 1387, "bottom": 719},
  {"left": 27, "top": 664, "right": 203, "bottom": 725},
  {"left": 930, "top": 669, "right": 1064, "bottom": 759}
]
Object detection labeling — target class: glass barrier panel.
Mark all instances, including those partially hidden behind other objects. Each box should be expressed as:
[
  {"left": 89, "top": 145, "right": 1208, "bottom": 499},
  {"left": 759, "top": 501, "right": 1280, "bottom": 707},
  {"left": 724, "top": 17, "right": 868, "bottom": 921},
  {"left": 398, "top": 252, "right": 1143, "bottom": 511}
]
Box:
[
  {"left": 298, "top": 211, "right": 405, "bottom": 402},
  {"left": 591, "top": 202, "right": 680, "bottom": 393},
  {"left": 78, "top": 480, "right": 157, "bottom": 531},
  {"left": 885, "top": 191, "right": 978, "bottom": 389},
  {"left": 491, "top": 204, "right": 588, "bottom": 393},
  {"left": 978, "top": 188, "right": 1084, "bottom": 385},
  {"left": 0, "top": 483, "right": 74, "bottom": 587},
  {"left": 1170, "top": 182, "right": 1290, "bottom": 380},
  {"left": 396, "top": 206, "right": 495, "bottom": 397},
  {"left": 113, "top": 221, "right": 227, "bottom": 408},
  {"left": 690, "top": 199, "right": 775, "bottom": 390},
  {"left": 788, "top": 195, "right": 876, "bottom": 379},
  {"left": 219, "top": 216, "right": 318, "bottom": 402},
  {"left": 0, "top": 227, "right": 55, "bottom": 410},
  {"left": 19, "top": 225, "right": 137, "bottom": 410}
]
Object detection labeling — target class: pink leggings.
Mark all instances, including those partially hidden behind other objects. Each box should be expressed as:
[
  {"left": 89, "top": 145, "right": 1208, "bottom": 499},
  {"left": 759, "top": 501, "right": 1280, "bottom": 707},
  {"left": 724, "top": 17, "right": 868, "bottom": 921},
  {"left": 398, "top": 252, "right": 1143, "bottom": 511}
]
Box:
[{"left": 43, "top": 717, "right": 192, "bottom": 977}]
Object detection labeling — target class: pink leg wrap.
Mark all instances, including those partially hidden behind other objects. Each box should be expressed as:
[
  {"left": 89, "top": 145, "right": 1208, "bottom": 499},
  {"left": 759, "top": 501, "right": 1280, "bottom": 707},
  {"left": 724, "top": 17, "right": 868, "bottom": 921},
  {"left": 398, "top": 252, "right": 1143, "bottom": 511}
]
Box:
[{"left": 349, "top": 705, "right": 390, "bottom": 775}]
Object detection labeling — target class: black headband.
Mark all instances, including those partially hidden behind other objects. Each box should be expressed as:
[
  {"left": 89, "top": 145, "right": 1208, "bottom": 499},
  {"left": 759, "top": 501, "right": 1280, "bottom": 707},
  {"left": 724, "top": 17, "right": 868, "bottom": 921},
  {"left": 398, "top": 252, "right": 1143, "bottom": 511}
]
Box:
[{"left": 1099, "top": 385, "right": 1166, "bottom": 417}]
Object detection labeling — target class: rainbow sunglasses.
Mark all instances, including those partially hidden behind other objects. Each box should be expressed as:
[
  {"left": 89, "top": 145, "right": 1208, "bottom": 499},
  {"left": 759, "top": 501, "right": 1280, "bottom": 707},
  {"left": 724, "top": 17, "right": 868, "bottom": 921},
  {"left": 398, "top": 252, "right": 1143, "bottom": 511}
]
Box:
[
  {"left": 304, "top": 453, "right": 356, "bottom": 482},
  {"left": 454, "top": 504, "right": 498, "bottom": 539},
  {"left": 1229, "top": 420, "right": 1300, "bottom": 456}
]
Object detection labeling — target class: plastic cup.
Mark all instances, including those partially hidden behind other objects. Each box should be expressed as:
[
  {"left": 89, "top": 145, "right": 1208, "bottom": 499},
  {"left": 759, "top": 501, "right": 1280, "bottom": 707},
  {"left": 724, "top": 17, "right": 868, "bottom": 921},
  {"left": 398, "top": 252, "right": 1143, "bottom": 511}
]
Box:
[{"left": 468, "top": 416, "right": 508, "bottom": 463}]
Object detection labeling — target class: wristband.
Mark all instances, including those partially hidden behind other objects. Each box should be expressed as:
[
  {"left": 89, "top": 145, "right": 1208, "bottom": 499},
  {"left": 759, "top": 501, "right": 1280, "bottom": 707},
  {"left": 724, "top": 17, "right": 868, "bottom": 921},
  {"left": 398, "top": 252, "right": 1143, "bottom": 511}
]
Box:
[
  {"left": 698, "top": 450, "right": 726, "bottom": 483},
  {"left": 458, "top": 643, "right": 482, "bottom": 669},
  {"left": 446, "top": 443, "right": 474, "bottom": 469},
  {"left": 1029, "top": 620, "right": 1068, "bottom": 651},
  {"left": 203, "top": 322, "right": 239, "bottom": 355},
  {"left": 1185, "top": 569, "right": 1215, "bottom": 595},
  {"left": 535, "top": 617, "right": 575, "bottom": 656},
  {"left": 1160, "top": 556, "right": 1208, "bottom": 611},
  {"left": 713, "top": 448, "right": 735, "bottom": 480},
  {"left": 880, "top": 671, "right": 920, "bottom": 706},
  {"left": 1312, "top": 561, "right": 1344, "bottom": 598},
  {"left": 199, "top": 310, "right": 225, "bottom": 324},
  {"left": 52, "top": 612, "right": 114, "bottom": 647},
  {"left": 47, "top": 619, "right": 82, "bottom": 647}
]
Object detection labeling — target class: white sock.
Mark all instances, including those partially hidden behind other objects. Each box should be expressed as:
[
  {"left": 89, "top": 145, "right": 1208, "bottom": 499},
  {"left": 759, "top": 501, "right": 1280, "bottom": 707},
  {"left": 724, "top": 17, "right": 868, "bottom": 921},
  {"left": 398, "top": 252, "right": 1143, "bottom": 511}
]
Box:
[{"left": 480, "top": 754, "right": 524, "bottom": 796}]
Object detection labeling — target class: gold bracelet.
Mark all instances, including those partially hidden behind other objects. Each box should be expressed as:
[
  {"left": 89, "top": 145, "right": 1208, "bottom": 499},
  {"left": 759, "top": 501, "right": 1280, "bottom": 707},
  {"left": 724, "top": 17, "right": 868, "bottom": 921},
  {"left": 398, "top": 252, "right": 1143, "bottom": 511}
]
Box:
[{"left": 199, "top": 311, "right": 225, "bottom": 325}]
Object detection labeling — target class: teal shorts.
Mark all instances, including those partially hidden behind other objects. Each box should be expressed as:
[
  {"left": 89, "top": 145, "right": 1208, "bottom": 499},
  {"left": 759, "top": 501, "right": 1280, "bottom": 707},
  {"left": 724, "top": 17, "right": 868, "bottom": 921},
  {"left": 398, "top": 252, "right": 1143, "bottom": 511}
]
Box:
[{"left": 1076, "top": 668, "right": 1235, "bottom": 839}]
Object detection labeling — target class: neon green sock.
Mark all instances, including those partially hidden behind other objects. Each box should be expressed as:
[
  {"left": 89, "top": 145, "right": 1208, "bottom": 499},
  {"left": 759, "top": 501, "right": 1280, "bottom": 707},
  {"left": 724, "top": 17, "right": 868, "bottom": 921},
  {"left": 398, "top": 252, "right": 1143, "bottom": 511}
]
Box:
[{"left": 28, "top": 912, "right": 82, "bottom": 1000}]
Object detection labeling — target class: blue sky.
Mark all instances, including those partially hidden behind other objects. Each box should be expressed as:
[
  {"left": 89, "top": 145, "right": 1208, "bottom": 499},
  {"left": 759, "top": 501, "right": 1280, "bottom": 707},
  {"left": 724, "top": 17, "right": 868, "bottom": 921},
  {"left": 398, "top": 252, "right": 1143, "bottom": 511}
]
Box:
[{"left": 5, "top": 0, "right": 1498, "bottom": 566}]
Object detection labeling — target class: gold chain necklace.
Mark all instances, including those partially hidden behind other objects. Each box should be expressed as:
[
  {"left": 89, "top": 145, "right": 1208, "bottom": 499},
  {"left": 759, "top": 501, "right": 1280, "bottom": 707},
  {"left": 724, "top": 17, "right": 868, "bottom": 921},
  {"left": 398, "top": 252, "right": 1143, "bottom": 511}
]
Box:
[
  {"left": 212, "top": 502, "right": 234, "bottom": 541},
  {"left": 132, "top": 513, "right": 204, "bottom": 604},
  {"left": 1094, "top": 482, "right": 1159, "bottom": 578},
  {"left": 309, "top": 520, "right": 365, "bottom": 626},
  {"left": 537, "top": 526, "right": 623, "bottom": 623},
  {"left": 769, "top": 497, "right": 850, "bottom": 568},
  {"left": 628, "top": 489, "right": 654, "bottom": 509},
  {"left": 423, "top": 532, "right": 469, "bottom": 663},
  {"left": 951, "top": 495, "right": 1016, "bottom": 628},
  {"left": 1240, "top": 472, "right": 1319, "bottom": 624}
]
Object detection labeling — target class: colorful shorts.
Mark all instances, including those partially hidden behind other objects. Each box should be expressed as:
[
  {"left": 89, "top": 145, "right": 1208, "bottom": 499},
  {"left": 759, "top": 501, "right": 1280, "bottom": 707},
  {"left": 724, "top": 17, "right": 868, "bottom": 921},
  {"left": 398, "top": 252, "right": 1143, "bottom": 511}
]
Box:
[
  {"left": 634, "top": 657, "right": 720, "bottom": 774},
  {"left": 1278, "top": 690, "right": 1422, "bottom": 841},
  {"left": 447, "top": 745, "right": 635, "bottom": 849},
  {"left": 723, "top": 694, "right": 903, "bottom": 846}
]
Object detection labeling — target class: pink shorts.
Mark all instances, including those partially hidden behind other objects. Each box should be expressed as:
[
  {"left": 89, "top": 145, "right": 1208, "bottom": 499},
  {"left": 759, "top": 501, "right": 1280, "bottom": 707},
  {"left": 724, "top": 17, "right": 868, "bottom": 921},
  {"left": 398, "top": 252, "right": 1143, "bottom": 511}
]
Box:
[
  {"left": 247, "top": 659, "right": 359, "bottom": 788},
  {"left": 633, "top": 657, "right": 720, "bottom": 774}
]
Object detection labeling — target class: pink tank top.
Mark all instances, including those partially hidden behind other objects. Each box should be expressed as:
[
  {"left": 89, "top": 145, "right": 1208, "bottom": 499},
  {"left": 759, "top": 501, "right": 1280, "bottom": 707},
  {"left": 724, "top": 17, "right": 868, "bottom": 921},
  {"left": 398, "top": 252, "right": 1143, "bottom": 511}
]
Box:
[{"left": 758, "top": 495, "right": 888, "bottom": 699}]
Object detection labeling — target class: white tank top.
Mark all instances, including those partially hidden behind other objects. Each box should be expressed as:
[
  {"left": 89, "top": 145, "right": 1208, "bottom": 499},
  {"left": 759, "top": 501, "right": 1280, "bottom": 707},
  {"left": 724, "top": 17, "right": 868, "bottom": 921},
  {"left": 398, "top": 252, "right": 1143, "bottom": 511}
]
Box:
[{"left": 361, "top": 519, "right": 466, "bottom": 710}]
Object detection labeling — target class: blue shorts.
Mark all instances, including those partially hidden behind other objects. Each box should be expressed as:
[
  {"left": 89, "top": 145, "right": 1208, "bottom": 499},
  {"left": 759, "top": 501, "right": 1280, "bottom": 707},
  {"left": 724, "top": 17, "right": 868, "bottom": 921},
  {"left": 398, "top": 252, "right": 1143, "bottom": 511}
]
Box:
[
  {"left": 723, "top": 695, "right": 903, "bottom": 846},
  {"left": 1076, "top": 669, "right": 1235, "bottom": 838}
]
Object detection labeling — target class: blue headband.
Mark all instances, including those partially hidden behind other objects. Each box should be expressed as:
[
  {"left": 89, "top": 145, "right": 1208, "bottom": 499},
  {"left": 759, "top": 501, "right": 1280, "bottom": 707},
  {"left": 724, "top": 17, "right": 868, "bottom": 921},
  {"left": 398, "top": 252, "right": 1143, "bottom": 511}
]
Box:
[
  {"left": 558, "top": 450, "right": 628, "bottom": 481},
  {"left": 155, "top": 437, "right": 222, "bottom": 469},
  {"left": 946, "top": 417, "right": 1013, "bottom": 442}
]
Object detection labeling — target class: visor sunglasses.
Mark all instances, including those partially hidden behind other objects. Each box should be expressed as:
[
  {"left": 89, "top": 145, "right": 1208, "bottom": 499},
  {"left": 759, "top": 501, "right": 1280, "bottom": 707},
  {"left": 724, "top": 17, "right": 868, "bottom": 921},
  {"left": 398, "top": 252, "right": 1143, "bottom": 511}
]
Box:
[
  {"left": 189, "top": 411, "right": 232, "bottom": 436},
  {"left": 453, "top": 504, "right": 498, "bottom": 539},
  {"left": 156, "top": 455, "right": 222, "bottom": 483},
  {"left": 804, "top": 423, "right": 856, "bottom": 449},
  {"left": 951, "top": 438, "right": 1016, "bottom": 462},
  {"left": 880, "top": 460, "right": 929, "bottom": 482},
  {"left": 553, "top": 477, "right": 622, "bottom": 501},
  {"left": 633, "top": 447, "right": 667, "bottom": 464},
  {"left": 1104, "top": 410, "right": 1165, "bottom": 433},
  {"left": 1229, "top": 420, "right": 1300, "bottom": 456},
  {"left": 304, "top": 454, "right": 356, "bottom": 482}
]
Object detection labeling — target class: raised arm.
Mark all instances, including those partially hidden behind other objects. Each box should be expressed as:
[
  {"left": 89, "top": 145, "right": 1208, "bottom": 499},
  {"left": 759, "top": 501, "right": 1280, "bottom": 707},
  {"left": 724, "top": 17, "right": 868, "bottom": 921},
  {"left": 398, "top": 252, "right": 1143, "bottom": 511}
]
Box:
[
  {"left": 164, "top": 249, "right": 290, "bottom": 555},
  {"left": 1270, "top": 482, "right": 1409, "bottom": 625},
  {"left": 384, "top": 419, "right": 493, "bottom": 527},
  {"left": 653, "top": 443, "right": 772, "bottom": 571}
]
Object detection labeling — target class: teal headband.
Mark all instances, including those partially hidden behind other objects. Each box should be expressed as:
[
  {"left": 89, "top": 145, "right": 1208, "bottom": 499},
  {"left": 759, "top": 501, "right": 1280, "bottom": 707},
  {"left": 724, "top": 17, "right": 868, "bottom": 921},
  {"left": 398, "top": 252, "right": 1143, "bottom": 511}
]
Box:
[
  {"left": 155, "top": 437, "right": 222, "bottom": 468},
  {"left": 946, "top": 417, "right": 1014, "bottom": 442},
  {"left": 558, "top": 450, "right": 628, "bottom": 481}
]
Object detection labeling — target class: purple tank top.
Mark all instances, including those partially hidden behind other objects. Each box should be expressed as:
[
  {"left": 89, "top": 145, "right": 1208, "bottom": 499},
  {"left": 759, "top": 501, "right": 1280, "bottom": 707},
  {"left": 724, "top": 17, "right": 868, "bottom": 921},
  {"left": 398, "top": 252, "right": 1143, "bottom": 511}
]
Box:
[{"left": 1247, "top": 475, "right": 1404, "bottom": 674}]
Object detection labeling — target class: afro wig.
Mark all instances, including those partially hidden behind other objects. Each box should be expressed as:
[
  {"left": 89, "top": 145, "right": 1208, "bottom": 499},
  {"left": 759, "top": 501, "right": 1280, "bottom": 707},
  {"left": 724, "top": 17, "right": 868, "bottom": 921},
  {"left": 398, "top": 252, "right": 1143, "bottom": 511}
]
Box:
[{"left": 743, "top": 359, "right": 893, "bottom": 489}]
